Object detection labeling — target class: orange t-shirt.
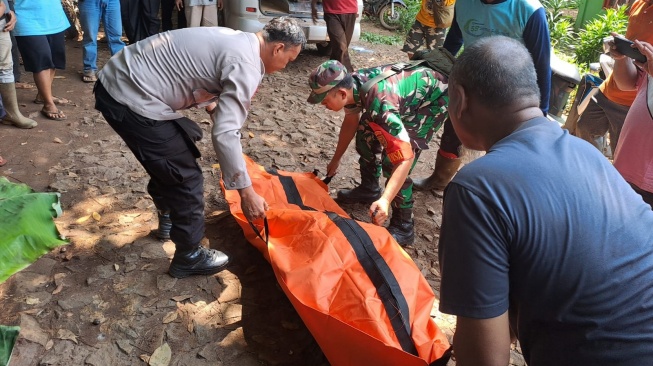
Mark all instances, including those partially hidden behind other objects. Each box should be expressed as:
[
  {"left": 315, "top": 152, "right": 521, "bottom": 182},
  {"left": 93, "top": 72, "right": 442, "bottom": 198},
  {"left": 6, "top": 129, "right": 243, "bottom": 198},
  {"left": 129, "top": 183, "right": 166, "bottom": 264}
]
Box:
[
  {"left": 416, "top": 0, "right": 456, "bottom": 28},
  {"left": 600, "top": 0, "right": 653, "bottom": 106}
]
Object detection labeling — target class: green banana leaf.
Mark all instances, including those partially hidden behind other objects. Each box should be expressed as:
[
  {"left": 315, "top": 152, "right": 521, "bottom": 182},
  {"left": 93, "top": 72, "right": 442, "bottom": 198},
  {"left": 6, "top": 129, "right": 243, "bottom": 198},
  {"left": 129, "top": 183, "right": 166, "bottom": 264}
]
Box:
[
  {"left": 0, "top": 177, "right": 68, "bottom": 284},
  {"left": 0, "top": 325, "right": 19, "bottom": 366}
]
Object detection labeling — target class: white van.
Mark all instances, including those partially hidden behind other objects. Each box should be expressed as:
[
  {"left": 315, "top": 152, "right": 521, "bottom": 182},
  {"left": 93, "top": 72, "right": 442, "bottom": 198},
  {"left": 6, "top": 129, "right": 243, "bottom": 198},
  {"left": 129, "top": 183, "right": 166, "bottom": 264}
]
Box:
[{"left": 223, "top": 0, "right": 363, "bottom": 54}]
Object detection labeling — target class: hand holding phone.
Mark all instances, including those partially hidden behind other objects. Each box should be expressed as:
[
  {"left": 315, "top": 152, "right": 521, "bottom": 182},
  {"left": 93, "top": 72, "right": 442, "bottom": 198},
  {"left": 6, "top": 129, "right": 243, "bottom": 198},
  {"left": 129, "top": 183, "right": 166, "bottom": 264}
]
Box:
[{"left": 613, "top": 36, "right": 647, "bottom": 63}]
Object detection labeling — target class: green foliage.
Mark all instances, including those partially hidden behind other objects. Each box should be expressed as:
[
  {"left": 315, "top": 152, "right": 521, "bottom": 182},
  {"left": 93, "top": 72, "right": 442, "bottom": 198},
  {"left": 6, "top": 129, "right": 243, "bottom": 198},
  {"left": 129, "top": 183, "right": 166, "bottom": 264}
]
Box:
[
  {"left": 398, "top": 0, "right": 421, "bottom": 35},
  {"left": 549, "top": 18, "right": 576, "bottom": 53},
  {"left": 360, "top": 31, "right": 403, "bottom": 45},
  {"left": 542, "top": 0, "right": 575, "bottom": 19},
  {"left": 542, "top": 0, "right": 577, "bottom": 53},
  {"left": 575, "top": 5, "right": 628, "bottom": 66},
  {"left": 0, "top": 325, "right": 20, "bottom": 366},
  {"left": 0, "top": 177, "right": 68, "bottom": 284}
]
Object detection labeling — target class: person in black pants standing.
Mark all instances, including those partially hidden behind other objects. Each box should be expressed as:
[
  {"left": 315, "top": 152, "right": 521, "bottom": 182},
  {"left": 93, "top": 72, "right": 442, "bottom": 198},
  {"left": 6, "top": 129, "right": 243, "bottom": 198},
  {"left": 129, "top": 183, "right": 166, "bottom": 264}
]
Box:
[
  {"left": 120, "top": 0, "right": 160, "bottom": 43},
  {"left": 161, "top": 0, "right": 186, "bottom": 31}
]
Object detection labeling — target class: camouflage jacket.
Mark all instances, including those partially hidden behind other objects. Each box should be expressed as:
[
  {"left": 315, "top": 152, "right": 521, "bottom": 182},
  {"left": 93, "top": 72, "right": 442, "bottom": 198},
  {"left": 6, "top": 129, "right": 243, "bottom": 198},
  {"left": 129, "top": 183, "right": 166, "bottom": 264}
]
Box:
[{"left": 345, "top": 65, "right": 449, "bottom": 164}]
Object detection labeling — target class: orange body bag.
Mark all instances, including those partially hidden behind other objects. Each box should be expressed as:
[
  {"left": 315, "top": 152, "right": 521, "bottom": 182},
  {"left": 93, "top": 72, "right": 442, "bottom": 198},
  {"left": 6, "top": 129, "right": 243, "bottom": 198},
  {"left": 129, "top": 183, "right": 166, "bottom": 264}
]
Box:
[{"left": 222, "top": 156, "right": 451, "bottom": 366}]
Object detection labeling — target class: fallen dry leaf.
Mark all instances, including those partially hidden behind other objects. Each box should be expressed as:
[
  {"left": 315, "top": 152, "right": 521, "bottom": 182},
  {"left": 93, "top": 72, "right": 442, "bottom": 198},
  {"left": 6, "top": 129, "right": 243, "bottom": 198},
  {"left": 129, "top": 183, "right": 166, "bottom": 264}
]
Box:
[
  {"left": 76, "top": 215, "right": 91, "bottom": 224},
  {"left": 52, "top": 284, "right": 64, "bottom": 295},
  {"left": 171, "top": 295, "right": 193, "bottom": 302},
  {"left": 162, "top": 311, "right": 178, "bottom": 324},
  {"left": 149, "top": 343, "right": 171, "bottom": 366},
  {"left": 56, "top": 329, "right": 78, "bottom": 344}
]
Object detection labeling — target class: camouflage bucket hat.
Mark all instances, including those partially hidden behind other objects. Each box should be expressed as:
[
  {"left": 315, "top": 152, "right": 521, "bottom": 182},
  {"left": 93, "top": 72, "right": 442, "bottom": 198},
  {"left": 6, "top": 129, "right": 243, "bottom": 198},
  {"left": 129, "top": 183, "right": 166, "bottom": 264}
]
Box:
[{"left": 307, "top": 60, "right": 347, "bottom": 104}]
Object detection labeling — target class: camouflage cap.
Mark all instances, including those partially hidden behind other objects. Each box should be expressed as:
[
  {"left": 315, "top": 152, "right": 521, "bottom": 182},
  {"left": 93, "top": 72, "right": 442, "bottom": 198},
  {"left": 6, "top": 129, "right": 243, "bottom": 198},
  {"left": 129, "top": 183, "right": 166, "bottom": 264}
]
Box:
[{"left": 307, "top": 60, "right": 347, "bottom": 104}]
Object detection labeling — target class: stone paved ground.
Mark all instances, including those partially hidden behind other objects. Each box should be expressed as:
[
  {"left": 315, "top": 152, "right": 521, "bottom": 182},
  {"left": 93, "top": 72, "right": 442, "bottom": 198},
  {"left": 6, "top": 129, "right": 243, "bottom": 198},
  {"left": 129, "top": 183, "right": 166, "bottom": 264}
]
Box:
[{"left": 0, "top": 19, "right": 525, "bottom": 366}]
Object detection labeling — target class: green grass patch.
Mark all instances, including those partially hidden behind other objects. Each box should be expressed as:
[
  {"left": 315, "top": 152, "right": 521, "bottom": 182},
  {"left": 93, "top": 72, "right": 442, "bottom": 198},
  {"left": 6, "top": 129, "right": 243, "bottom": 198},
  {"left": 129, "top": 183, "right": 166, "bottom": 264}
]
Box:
[{"left": 360, "top": 31, "right": 403, "bottom": 46}]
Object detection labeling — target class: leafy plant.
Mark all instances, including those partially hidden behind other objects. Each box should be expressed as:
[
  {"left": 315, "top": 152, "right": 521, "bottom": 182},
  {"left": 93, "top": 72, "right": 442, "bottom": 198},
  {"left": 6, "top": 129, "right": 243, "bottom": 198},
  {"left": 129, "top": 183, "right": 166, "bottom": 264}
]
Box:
[
  {"left": 0, "top": 177, "right": 68, "bottom": 284},
  {"left": 398, "top": 0, "right": 422, "bottom": 35},
  {"left": 574, "top": 5, "right": 628, "bottom": 66},
  {"left": 549, "top": 18, "right": 575, "bottom": 53},
  {"left": 360, "top": 31, "right": 403, "bottom": 45},
  {"left": 542, "top": 0, "right": 577, "bottom": 53}
]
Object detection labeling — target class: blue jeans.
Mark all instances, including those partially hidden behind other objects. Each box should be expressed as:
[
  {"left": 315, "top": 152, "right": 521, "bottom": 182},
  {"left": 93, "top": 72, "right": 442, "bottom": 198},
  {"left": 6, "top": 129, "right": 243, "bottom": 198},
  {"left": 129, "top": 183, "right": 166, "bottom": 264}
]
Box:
[{"left": 79, "top": 0, "right": 125, "bottom": 72}]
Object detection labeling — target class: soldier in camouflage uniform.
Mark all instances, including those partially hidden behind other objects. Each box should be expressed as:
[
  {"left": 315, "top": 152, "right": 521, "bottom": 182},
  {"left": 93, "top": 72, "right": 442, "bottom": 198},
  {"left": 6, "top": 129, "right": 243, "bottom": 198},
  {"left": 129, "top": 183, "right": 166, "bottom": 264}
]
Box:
[
  {"left": 402, "top": 0, "right": 456, "bottom": 59},
  {"left": 307, "top": 60, "right": 448, "bottom": 246}
]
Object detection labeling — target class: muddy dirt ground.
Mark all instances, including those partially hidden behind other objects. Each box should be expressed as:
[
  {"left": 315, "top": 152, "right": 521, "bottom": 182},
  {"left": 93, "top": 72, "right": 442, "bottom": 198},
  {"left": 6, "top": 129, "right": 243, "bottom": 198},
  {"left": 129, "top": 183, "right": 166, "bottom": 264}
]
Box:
[{"left": 0, "top": 20, "right": 526, "bottom": 366}]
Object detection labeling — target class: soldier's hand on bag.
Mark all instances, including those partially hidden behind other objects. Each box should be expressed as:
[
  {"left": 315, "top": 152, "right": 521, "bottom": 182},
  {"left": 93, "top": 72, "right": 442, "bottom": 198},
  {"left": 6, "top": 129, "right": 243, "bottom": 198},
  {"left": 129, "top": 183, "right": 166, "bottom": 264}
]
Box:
[
  {"left": 239, "top": 186, "right": 268, "bottom": 221},
  {"left": 326, "top": 158, "right": 341, "bottom": 178},
  {"left": 370, "top": 198, "right": 390, "bottom": 226}
]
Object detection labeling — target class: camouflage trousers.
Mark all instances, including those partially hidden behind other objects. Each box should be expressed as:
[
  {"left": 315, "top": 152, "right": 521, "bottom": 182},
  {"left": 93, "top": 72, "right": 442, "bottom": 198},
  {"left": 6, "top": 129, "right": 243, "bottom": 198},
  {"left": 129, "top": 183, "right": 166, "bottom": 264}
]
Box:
[
  {"left": 354, "top": 124, "right": 428, "bottom": 209},
  {"left": 402, "top": 20, "right": 446, "bottom": 55}
]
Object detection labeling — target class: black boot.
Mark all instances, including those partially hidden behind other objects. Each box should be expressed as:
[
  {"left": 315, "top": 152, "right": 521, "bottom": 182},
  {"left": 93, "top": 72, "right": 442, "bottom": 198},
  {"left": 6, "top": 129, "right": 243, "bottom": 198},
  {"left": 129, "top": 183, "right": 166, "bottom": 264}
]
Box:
[
  {"left": 387, "top": 207, "right": 414, "bottom": 247},
  {"left": 336, "top": 164, "right": 382, "bottom": 204},
  {"left": 168, "top": 246, "right": 230, "bottom": 278},
  {"left": 156, "top": 211, "right": 172, "bottom": 240}
]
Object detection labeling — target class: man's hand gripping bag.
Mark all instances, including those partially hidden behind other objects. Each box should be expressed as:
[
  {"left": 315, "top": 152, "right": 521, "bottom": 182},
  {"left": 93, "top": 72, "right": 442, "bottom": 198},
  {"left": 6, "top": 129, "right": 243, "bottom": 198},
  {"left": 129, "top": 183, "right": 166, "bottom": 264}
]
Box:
[{"left": 222, "top": 156, "right": 451, "bottom": 366}]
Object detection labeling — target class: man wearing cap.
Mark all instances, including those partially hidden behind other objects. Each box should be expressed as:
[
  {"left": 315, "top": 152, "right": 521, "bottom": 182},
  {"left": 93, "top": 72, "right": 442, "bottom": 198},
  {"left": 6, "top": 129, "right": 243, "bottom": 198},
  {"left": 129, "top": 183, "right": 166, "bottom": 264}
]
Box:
[
  {"left": 307, "top": 60, "right": 448, "bottom": 246},
  {"left": 95, "top": 17, "right": 306, "bottom": 278}
]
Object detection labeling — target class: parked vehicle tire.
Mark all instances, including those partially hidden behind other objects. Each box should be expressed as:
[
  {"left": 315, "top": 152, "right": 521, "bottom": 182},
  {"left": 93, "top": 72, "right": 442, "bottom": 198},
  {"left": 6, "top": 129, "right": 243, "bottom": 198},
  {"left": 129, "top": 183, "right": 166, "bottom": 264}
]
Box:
[
  {"left": 378, "top": 2, "right": 406, "bottom": 31},
  {"left": 316, "top": 42, "right": 332, "bottom": 56}
]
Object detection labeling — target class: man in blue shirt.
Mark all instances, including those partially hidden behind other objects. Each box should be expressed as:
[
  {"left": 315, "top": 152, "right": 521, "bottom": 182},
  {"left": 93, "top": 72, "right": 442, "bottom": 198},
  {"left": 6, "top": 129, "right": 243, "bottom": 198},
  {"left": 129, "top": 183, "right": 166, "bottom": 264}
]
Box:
[
  {"left": 438, "top": 35, "right": 653, "bottom": 365},
  {"left": 414, "top": 0, "right": 551, "bottom": 191}
]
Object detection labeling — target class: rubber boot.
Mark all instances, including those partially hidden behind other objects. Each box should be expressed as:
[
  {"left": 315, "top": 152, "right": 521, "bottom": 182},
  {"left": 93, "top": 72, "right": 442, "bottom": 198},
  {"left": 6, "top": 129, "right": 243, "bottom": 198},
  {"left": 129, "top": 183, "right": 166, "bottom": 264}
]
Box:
[
  {"left": 336, "top": 165, "right": 382, "bottom": 204},
  {"left": 387, "top": 206, "right": 414, "bottom": 247},
  {"left": 413, "top": 150, "right": 462, "bottom": 191},
  {"left": 0, "top": 83, "right": 37, "bottom": 129},
  {"left": 168, "top": 246, "right": 230, "bottom": 278},
  {"left": 156, "top": 211, "right": 172, "bottom": 240}
]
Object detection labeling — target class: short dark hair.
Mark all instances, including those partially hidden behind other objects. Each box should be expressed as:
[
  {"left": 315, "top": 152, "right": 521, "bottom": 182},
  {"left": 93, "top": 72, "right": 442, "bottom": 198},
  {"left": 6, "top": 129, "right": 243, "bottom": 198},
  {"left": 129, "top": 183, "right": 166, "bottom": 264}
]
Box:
[
  {"left": 449, "top": 36, "right": 540, "bottom": 108},
  {"left": 262, "top": 17, "right": 307, "bottom": 49}
]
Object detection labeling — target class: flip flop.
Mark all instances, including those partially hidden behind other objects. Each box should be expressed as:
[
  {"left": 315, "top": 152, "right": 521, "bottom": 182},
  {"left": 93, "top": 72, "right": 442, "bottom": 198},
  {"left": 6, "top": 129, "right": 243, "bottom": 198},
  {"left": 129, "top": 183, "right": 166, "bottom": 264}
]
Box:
[
  {"left": 0, "top": 156, "right": 6, "bottom": 167},
  {"left": 15, "top": 82, "right": 35, "bottom": 89},
  {"left": 33, "top": 96, "right": 73, "bottom": 106},
  {"left": 40, "top": 108, "right": 67, "bottom": 121},
  {"left": 82, "top": 71, "right": 97, "bottom": 83},
  {"left": 82, "top": 74, "right": 97, "bottom": 83}
]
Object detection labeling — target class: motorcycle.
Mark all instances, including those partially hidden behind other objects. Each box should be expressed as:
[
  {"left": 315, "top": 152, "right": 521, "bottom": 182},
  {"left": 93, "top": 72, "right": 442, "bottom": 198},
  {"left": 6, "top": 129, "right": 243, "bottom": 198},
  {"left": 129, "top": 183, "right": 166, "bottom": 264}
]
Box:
[{"left": 363, "top": 0, "right": 408, "bottom": 31}]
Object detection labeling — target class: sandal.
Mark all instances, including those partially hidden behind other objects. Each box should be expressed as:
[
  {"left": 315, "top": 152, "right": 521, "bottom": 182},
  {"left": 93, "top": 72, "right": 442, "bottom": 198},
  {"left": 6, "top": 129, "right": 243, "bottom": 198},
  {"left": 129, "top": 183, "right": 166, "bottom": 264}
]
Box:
[
  {"left": 0, "top": 156, "right": 6, "bottom": 167},
  {"left": 82, "top": 71, "right": 97, "bottom": 83},
  {"left": 33, "top": 96, "right": 73, "bottom": 106},
  {"left": 15, "top": 82, "right": 35, "bottom": 89},
  {"left": 40, "top": 108, "right": 67, "bottom": 121}
]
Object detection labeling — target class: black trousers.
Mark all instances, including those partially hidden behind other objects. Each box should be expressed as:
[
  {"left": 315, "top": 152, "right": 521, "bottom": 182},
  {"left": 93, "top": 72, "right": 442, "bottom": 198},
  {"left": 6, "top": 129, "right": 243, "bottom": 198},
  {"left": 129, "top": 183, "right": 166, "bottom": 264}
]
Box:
[
  {"left": 440, "top": 118, "right": 462, "bottom": 157},
  {"left": 160, "top": 0, "right": 186, "bottom": 31},
  {"left": 120, "top": 0, "right": 161, "bottom": 43},
  {"left": 94, "top": 81, "right": 204, "bottom": 251}
]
